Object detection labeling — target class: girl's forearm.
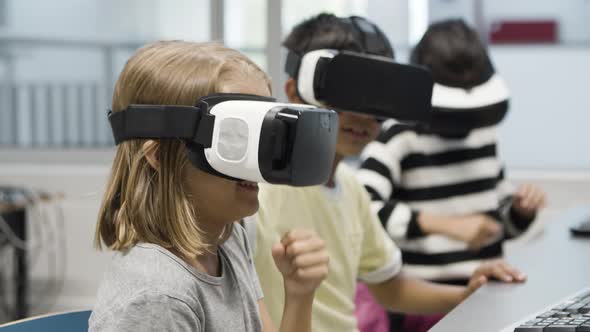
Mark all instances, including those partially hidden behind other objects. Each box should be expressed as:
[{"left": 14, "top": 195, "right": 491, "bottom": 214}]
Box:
[{"left": 279, "top": 293, "right": 314, "bottom": 332}]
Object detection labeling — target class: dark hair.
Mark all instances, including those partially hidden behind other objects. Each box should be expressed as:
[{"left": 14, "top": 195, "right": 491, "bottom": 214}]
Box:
[
  {"left": 283, "top": 13, "right": 394, "bottom": 61},
  {"left": 410, "top": 19, "right": 494, "bottom": 88}
]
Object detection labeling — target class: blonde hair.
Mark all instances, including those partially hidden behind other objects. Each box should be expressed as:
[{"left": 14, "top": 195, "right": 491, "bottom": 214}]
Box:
[{"left": 95, "top": 41, "right": 271, "bottom": 257}]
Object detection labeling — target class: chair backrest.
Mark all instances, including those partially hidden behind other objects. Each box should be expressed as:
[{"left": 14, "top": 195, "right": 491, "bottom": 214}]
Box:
[{"left": 0, "top": 310, "right": 91, "bottom": 332}]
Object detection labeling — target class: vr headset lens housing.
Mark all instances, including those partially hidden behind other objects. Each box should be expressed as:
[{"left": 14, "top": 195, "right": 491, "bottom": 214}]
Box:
[{"left": 109, "top": 94, "right": 339, "bottom": 186}]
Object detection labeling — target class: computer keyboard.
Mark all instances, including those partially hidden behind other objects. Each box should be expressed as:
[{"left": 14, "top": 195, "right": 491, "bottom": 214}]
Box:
[{"left": 513, "top": 287, "right": 590, "bottom": 331}]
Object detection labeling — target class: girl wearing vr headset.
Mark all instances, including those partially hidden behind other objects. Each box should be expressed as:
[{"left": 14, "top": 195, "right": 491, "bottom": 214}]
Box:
[
  {"left": 89, "top": 41, "right": 330, "bottom": 332},
  {"left": 358, "top": 19, "right": 546, "bottom": 331},
  {"left": 245, "top": 14, "right": 526, "bottom": 332}
]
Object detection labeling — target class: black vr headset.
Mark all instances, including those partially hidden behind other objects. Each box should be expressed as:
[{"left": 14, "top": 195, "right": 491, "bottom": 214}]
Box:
[
  {"left": 284, "top": 16, "right": 434, "bottom": 123},
  {"left": 109, "top": 94, "right": 339, "bottom": 186}
]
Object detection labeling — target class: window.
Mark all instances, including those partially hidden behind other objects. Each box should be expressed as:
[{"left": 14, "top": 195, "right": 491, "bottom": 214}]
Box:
[
  {"left": 225, "top": 0, "right": 267, "bottom": 70},
  {"left": 428, "top": 0, "right": 590, "bottom": 45},
  {"left": 0, "top": 0, "right": 210, "bottom": 148},
  {"left": 282, "top": 0, "right": 368, "bottom": 36},
  {"left": 0, "top": 0, "right": 6, "bottom": 27}
]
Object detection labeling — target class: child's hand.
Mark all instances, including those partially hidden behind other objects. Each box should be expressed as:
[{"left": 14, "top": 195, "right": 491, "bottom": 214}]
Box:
[
  {"left": 512, "top": 184, "right": 547, "bottom": 219},
  {"left": 463, "top": 260, "right": 527, "bottom": 300},
  {"left": 444, "top": 214, "right": 503, "bottom": 251},
  {"left": 272, "top": 229, "right": 329, "bottom": 298}
]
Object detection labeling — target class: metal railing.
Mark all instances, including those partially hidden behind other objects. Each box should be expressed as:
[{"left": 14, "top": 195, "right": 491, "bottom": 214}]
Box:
[
  {"left": 0, "top": 36, "right": 143, "bottom": 148},
  {"left": 0, "top": 82, "right": 112, "bottom": 147}
]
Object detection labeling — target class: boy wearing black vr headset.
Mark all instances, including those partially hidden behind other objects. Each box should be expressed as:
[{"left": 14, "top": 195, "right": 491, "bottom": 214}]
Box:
[{"left": 245, "top": 14, "right": 526, "bottom": 332}]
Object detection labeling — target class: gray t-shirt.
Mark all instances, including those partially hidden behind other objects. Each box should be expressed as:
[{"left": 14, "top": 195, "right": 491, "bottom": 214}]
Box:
[{"left": 89, "top": 224, "right": 264, "bottom": 331}]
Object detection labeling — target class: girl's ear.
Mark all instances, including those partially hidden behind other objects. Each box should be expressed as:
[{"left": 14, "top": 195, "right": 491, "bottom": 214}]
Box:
[{"left": 142, "top": 140, "right": 160, "bottom": 171}]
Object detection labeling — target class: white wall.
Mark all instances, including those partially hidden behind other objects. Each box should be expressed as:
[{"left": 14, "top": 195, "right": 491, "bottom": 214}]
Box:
[
  {"left": 493, "top": 46, "right": 590, "bottom": 170},
  {"left": 367, "top": 0, "right": 409, "bottom": 46}
]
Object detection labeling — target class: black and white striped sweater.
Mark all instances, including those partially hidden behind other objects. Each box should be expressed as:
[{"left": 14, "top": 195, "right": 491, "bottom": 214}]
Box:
[{"left": 357, "top": 121, "right": 534, "bottom": 281}]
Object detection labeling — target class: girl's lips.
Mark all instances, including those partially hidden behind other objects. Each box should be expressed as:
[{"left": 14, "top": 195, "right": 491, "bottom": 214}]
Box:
[{"left": 237, "top": 181, "right": 259, "bottom": 192}]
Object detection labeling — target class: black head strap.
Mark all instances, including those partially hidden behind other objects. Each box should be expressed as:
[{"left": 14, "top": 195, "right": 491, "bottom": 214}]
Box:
[
  {"left": 284, "top": 15, "right": 394, "bottom": 78},
  {"left": 346, "top": 16, "right": 377, "bottom": 54},
  {"left": 285, "top": 50, "right": 302, "bottom": 78},
  {"left": 108, "top": 105, "right": 214, "bottom": 146},
  {"left": 345, "top": 16, "right": 393, "bottom": 57},
  {"left": 109, "top": 93, "right": 275, "bottom": 147}
]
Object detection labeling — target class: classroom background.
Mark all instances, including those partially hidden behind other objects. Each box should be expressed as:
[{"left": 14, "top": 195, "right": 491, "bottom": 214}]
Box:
[{"left": 0, "top": 0, "right": 589, "bottom": 323}]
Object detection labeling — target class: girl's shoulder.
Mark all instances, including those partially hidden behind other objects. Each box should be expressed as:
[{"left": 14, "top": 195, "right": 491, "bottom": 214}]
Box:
[
  {"left": 89, "top": 287, "right": 202, "bottom": 331},
  {"left": 103, "top": 244, "right": 207, "bottom": 302},
  {"left": 91, "top": 247, "right": 205, "bottom": 329}
]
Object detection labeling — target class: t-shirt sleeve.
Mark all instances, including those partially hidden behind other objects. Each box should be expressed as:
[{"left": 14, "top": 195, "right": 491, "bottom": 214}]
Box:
[
  {"left": 92, "top": 293, "right": 201, "bottom": 332},
  {"left": 236, "top": 223, "right": 265, "bottom": 301},
  {"left": 356, "top": 181, "right": 403, "bottom": 284}
]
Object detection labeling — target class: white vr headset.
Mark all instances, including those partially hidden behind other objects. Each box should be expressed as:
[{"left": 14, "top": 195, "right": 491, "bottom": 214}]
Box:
[
  {"left": 285, "top": 49, "right": 434, "bottom": 123},
  {"left": 109, "top": 94, "right": 339, "bottom": 186}
]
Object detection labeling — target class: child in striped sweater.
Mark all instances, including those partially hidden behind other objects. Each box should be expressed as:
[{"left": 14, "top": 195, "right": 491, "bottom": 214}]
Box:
[
  {"left": 357, "top": 19, "right": 547, "bottom": 331},
  {"left": 358, "top": 19, "right": 546, "bottom": 284}
]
